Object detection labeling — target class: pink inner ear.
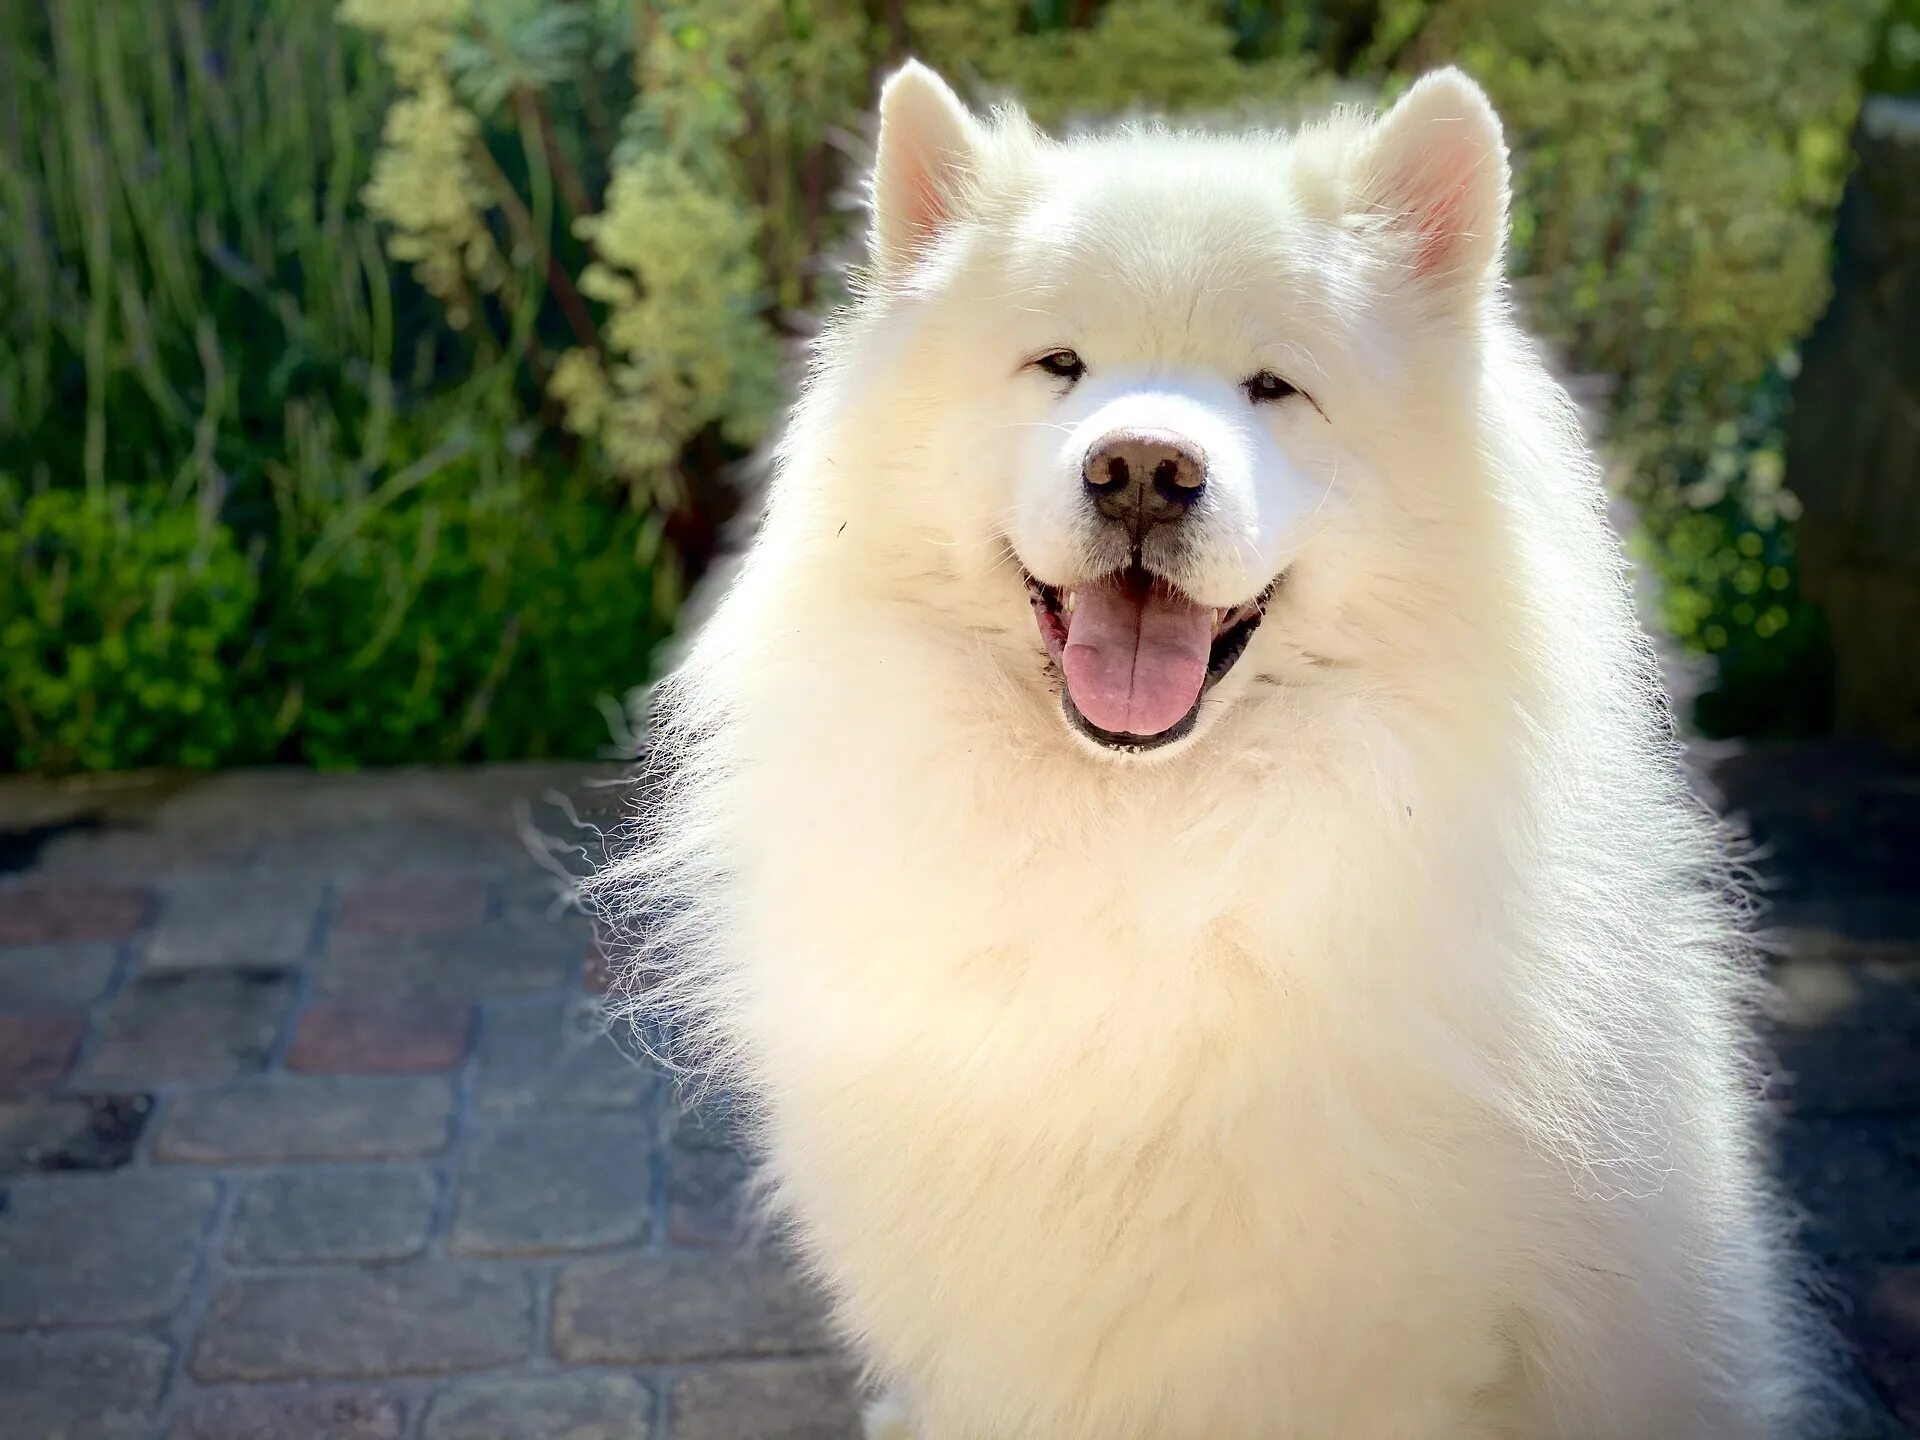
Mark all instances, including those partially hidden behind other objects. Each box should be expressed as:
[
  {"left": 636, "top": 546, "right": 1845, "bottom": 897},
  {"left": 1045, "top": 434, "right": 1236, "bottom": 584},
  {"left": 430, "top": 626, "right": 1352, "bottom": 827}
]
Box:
[
  {"left": 908, "top": 167, "right": 949, "bottom": 242},
  {"left": 1380, "top": 120, "right": 1494, "bottom": 282},
  {"left": 1410, "top": 171, "right": 1473, "bottom": 278}
]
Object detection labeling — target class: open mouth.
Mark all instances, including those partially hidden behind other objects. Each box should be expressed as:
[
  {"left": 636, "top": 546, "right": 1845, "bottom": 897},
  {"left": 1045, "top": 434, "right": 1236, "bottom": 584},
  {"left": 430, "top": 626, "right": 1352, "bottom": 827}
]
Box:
[{"left": 1024, "top": 561, "right": 1275, "bottom": 752}]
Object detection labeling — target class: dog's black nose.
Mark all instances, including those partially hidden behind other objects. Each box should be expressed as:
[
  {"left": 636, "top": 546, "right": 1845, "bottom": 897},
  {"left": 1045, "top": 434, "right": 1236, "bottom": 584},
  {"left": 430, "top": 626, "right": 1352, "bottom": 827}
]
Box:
[{"left": 1082, "top": 429, "right": 1206, "bottom": 531}]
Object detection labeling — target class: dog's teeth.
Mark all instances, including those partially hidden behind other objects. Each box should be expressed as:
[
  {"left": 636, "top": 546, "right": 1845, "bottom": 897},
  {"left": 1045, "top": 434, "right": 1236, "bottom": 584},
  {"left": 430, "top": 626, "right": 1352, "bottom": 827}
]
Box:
[{"left": 1064, "top": 591, "right": 1077, "bottom": 614}]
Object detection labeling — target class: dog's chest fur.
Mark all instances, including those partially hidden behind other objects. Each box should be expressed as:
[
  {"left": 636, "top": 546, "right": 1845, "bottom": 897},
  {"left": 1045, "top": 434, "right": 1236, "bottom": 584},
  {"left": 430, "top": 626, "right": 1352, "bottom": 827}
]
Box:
[{"left": 730, "top": 732, "right": 1537, "bottom": 1436}]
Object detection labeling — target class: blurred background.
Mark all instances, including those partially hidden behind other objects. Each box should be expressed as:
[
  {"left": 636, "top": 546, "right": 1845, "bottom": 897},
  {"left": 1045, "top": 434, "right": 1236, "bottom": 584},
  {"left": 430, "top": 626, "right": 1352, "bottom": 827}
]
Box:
[
  {"left": 1, "top": 0, "right": 1916, "bottom": 767},
  {"left": 0, "top": 3, "right": 1917, "bottom": 1438}
]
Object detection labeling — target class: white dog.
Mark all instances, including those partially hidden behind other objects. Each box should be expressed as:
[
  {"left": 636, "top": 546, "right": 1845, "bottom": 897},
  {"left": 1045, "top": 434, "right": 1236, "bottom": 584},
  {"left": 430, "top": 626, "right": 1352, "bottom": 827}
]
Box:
[{"left": 591, "top": 63, "right": 1835, "bottom": 1438}]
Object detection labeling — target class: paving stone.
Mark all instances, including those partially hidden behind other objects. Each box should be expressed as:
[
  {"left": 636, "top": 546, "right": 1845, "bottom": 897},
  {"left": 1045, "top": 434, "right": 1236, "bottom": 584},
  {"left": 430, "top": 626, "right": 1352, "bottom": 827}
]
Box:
[
  {"left": 1768, "top": 940, "right": 1920, "bottom": 1014},
  {"left": 583, "top": 937, "right": 615, "bottom": 994},
  {"left": 318, "top": 923, "right": 581, "bottom": 1002},
  {"left": 75, "top": 970, "right": 294, "bottom": 1087},
  {"left": 1769, "top": 897, "right": 1920, "bottom": 945},
  {"left": 1832, "top": 1395, "right": 1918, "bottom": 1440},
  {"left": 0, "top": 1330, "right": 172, "bottom": 1440},
  {"left": 1777, "top": 1118, "right": 1920, "bottom": 1264},
  {"left": 672, "top": 1099, "right": 742, "bottom": 1151},
  {"left": 145, "top": 873, "right": 322, "bottom": 968},
  {"left": 0, "top": 1093, "right": 151, "bottom": 1174},
  {"left": 580, "top": 958, "right": 666, "bottom": 1003},
  {"left": 1714, "top": 746, "right": 1920, "bottom": 925},
  {"left": 229, "top": 1167, "right": 438, "bottom": 1264},
  {"left": 669, "top": 1361, "right": 862, "bottom": 1440},
  {"left": 1764, "top": 956, "right": 1920, "bottom": 1118},
  {"left": 665, "top": 1102, "right": 754, "bottom": 1247},
  {"left": 577, "top": 929, "right": 662, "bottom": 1001},
  {"left": 669, "top": 1144, "right": 753, "bottom": 1248},
  {"left": 475, "top": 997, "right": 658, "bottom": 1113},
  {"left": 0, "top": 941, "right": 119, "bottom": 1008},
  {"left": 166, "top": 1387, "right": 407, "bottom": 1440},
  {"left": 241, "top": 823, "right": 527, "bottom": 877},
  {"left": 501, "top": 871, "right": 594, "bottom": 930},
  {"left": 0, "top": 770, "right": 608, "bottom": 883},
  {"left": 0, "top": 1170, "right": 217, "bottom": 1325},
  {"left": 0, "top": 1012, "right": 84, "bottom": 1092},
  {"left": 287, "top": 1001, "right": 474, "bottom": 1075},
  {"left": 422, "top": 1373, "right": 654, "bottom": 1440},
  {"left": 0, "top": 883, "right": 152, "bottom": 946},
  {"left": 193, "top": 1265, "right": 534, "bottom": 1381},
  {"left": 155, "top": 1077, "right": 453, "bottom": 1163},
  {"left": 451, "top": 1113, "right": 652, "bottom": 1256},
  {"left": 1838, "top": 1266, "right": 1920, "bottom": 1430},
  {"left": 1770, "top": 1026, "right": 1920, "bottom": 1116},
  {"left": 551, "top": 1252, "right": 835, "bottom": 1364},
  {"left": 336, "top": 875, "right": 494, "bottom": 935}
]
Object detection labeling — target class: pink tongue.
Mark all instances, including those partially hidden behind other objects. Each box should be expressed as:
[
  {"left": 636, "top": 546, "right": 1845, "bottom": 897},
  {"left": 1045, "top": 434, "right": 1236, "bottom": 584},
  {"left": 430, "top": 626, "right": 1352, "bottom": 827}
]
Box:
[{"left": 1061, "top": 576, "right": 1213, "bottom": 736}]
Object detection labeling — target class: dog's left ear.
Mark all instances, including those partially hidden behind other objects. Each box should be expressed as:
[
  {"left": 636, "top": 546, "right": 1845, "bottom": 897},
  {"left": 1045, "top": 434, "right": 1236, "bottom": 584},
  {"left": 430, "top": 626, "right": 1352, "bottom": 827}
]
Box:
[
  {"left": 871, "top": 61, "right": 986, "bottom": 274},
  {"left": 1361, "top": 69, "right": 1510, "bottom": 301}
]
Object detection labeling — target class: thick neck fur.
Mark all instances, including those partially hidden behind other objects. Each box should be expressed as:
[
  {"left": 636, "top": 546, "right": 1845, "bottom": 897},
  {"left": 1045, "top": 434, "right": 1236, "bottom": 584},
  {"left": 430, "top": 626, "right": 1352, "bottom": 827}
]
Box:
[{"left": 596, "top": 303, "right": 1748, "bottom": 1195}]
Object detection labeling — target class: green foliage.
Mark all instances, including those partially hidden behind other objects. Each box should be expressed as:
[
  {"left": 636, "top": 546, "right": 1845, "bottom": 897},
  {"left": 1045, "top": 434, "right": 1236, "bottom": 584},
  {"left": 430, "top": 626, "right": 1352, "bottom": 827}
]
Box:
[
  {"left": 1431, "top": 0, "right": 1875, "bottom": 395},
  {"left": 257, "top": 407, "right": 676, "bottom": 767},
  {"left": 939, "top": 0, "right": 1303, "bottom": 121},
  {"left": 0, "top": 0, "right": 677, "bottom": 773},
  {"left": 1866, "top": 0, "right": 1920, "bottom": 93},
  {"left": 270, "top": 490, "right": 668, "bottom": 767},
  {"left": 0, "top": 0, "right": 1893, "bottom": 770},
  {"left": 1388, "top": 0, "right": 1880, "bottom": 731},
  {"left": 337, "top": 0, "right": 869, "bottom": 518},
  {"left": 0, "top": 484, "right": 258, "bottom": 771},
  {"left": 1627, "top": 362, "right": 1832, "bottom": 736}
]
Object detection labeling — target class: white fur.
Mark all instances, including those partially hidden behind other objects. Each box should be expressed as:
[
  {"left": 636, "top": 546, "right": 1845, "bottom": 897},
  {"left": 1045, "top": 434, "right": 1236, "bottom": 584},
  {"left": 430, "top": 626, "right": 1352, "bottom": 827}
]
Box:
[{"left": 590, "top": 64, "right": 1833, "bottom": 1439}]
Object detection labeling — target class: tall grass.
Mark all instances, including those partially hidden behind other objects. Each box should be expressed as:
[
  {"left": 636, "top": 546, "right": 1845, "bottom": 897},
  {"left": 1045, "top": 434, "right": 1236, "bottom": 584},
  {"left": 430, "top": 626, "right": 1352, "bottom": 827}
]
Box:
[
  {"left": 0, "top": 3, "right": 395, "bottom": 506},
  {"left": 0, "top": 3, "right": 671, "bottom": 773}
]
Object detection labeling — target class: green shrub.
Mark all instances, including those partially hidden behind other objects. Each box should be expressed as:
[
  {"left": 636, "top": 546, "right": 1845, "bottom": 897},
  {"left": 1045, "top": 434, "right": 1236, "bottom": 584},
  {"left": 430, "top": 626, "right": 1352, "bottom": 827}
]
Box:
[
  {"left": 1627, "top": 361, "right": 1833, "bottom": 737},
  {"left": 1418, "top": 0, "right": 1881, "bottom": 730},
  {"left": 0, "top": 0, "right": 681, "bottom": 772},
  {"left": 0, "top": 484, "right": 259, "bottom": 771},
  {"left": 1867, "top": 0, "right": 1920, "bottom": 93},
  {"left": 257, "top": 413, "right": 677, "bottom": 767},
  {"left": 0, "top": 2, "right": 1893, "bottom": 771}
]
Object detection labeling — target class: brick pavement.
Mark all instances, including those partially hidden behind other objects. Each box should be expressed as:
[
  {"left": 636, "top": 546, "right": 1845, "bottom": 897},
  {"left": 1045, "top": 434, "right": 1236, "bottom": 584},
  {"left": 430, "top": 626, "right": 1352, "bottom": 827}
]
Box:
[
  {"left": 0, "top": 766, "right": 858, "bottom": 1440},
  {"left": 0, "top": 750, "right": 1915, "bottom": 1437}
]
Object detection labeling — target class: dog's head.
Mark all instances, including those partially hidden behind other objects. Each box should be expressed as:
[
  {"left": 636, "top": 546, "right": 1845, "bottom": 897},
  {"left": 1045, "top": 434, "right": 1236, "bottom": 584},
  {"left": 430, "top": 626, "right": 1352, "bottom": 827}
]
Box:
[{"left": 802, "top": 63, "right": 1514, "bottom": 760}]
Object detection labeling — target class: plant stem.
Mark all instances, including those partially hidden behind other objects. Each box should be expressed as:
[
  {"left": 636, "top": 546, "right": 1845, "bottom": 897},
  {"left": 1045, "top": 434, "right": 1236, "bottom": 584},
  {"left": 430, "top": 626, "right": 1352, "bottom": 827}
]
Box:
[
  {"left": 512, "top": 85, "right": 596, "bottom": 224},
  {"left": 470, "top": 137, "right": 602, "bottom": 358}
]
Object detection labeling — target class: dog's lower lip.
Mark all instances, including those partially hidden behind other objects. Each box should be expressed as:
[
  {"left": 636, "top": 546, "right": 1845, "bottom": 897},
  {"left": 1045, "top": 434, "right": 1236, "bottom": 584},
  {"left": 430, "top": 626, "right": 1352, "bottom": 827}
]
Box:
[
  {"left": 1022, "top": 566, "right": 1277, "bottom": 750},
  {"left": 1061, "top": 689, "right": 1200, "bottom": 751}
]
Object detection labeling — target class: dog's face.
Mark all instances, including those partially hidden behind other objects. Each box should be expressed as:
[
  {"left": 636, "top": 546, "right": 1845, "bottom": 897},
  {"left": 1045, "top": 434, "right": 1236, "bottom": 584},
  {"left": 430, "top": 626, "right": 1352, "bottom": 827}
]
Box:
[{"left": 830, "top": 65, "right": 1510, "bottom": 759}]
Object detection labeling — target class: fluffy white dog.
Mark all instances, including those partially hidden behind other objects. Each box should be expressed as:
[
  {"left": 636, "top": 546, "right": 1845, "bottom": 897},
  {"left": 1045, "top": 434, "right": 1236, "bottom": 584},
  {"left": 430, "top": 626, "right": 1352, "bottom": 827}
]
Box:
[{"left": 591, "top": 62, "right": 1834, "bottom": 1439}]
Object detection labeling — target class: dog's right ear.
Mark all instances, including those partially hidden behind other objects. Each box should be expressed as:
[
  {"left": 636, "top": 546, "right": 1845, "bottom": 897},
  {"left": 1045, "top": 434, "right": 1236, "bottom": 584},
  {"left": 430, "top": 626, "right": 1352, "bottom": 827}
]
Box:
[
  {"left": 1360, "top": 68, "right": 1509, "bottom": 303},
  {"left": 871, "top": 61, "right": 984, "bottom": 274}
]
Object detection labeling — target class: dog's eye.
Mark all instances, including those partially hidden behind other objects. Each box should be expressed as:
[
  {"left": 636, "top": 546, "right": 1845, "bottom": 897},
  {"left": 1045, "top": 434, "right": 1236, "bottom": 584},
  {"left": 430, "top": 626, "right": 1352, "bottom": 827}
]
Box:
[
  {"left": 1243, "top": 370, "right": 1298, "bottom": 404},
  {"left": 1032, "top": 349, "right": 1086, "bottom": 384}
]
